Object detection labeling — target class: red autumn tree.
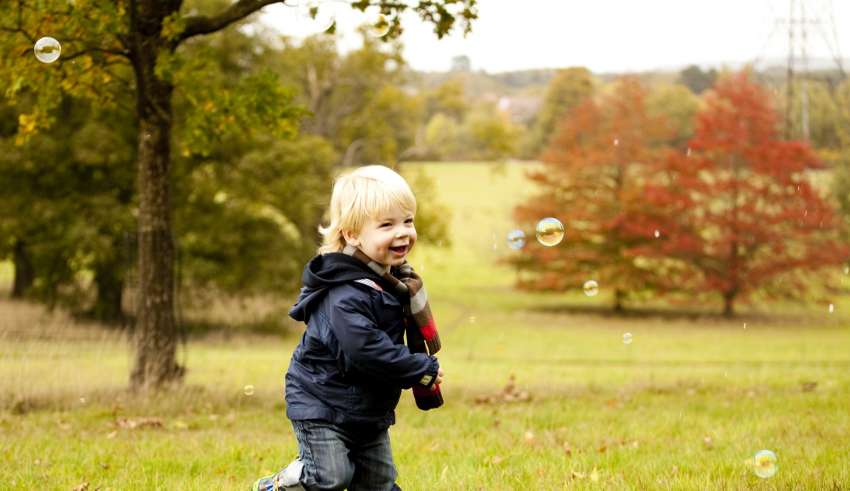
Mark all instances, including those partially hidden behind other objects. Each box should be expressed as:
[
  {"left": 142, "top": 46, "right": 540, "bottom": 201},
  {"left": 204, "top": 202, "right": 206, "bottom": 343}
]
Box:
[
  {"left": 632, "top": 71, "right": 849, "bottom": 316},
  {"left": 511, "top": 77, "right": 675, "bottom": 311}
]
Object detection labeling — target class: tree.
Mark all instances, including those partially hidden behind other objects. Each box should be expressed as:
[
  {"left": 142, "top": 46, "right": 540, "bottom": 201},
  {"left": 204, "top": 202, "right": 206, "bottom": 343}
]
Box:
[
  {"left": 829, "top": 79, "right": 850, "bottom": 252},
  {"left": 0, "top": 97, "right": 136, "bottom": 320},
  {"left": 273, "top": 32, "right": 422, "bottom": 165},
  {"left": 0, "top": 0, "right": 476, "bottom": 390},
  {"left": 678, "top": 64, "right": 717, "bottom": 95},
  {"left": 522, "top": 67, "right": 594, "bottom": 158},
  {"left": 511, "top": 77, "right": 674, "bottom": 311},
  {"left": 638, "top": 72, "right": 848, "bottom": 316},
  {"left": 646, "top": 83, "right": 700, "bottom": 149}
]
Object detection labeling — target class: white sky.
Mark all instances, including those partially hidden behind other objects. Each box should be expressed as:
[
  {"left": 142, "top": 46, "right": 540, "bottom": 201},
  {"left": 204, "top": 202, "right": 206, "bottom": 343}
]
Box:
[{"left": 260, "top": 0, "right": 850, "bottom": 73}]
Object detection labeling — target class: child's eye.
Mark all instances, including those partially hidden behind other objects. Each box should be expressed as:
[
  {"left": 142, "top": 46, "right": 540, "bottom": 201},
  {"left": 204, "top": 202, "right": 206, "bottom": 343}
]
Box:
[
  {"left": 380, "top": 222, "right": 392, "bottom": 228},
  {"left": 405, "top": 218, "right": 414, "bottom": 224}
]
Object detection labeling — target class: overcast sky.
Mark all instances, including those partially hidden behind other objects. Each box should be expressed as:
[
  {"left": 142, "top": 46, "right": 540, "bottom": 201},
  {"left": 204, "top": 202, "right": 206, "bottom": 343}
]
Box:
[{"left": 260, "top": 0, "right": 850, "bottom": 73}]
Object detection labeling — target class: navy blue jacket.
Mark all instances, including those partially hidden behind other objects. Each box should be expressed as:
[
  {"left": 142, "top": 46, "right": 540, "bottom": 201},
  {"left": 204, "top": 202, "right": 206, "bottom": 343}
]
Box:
[{"left": 285, "top": 253, "right": 439, "bottom": 429}]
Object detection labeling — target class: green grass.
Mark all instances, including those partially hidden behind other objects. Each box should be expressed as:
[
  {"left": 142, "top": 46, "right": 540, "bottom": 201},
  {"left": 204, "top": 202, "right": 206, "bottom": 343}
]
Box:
[{"left": 2, "top": 161, "right": 849, "bottom": 489}]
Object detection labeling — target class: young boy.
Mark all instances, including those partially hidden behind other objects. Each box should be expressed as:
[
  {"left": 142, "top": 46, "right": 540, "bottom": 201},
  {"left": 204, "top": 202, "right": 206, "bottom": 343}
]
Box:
[{"left": 253, "top": 165, "right": 444, "bottom": 491}]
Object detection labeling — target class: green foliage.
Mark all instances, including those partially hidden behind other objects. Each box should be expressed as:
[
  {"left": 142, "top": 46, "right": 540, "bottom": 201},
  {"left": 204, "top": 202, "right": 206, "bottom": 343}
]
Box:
[
  {"left": 174, "top": 135, "right": 336, "bottom": 293},
  {"left": 403, "top": 166, "right": 452, "bottom": 247},
  {"left": 522, "top": 67, "right": 595, "bottom": 158},
  {"left": 646, "top": 83, "right": 700, "bottom": 148},
  {"left": 0, "top": 98, "right": 136, "bottom": 311},
  {"left": 425, "top": 79, "right": 468, "bottom": 121}
]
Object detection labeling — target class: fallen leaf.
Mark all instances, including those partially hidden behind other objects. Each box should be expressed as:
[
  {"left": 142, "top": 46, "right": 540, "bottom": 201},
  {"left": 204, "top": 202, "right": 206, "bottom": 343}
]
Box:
[
  {"left": 72, "top": 483, "right": 89, "bottom": 491},
  {"left": 116, "top": 417, "right": 163, "bottom": 430},
  {"left": 571, "top": 470, "right": 586, "bottom": 480},
  {"left": 801, "top": 381, "right": 818, "bottom": 392}
]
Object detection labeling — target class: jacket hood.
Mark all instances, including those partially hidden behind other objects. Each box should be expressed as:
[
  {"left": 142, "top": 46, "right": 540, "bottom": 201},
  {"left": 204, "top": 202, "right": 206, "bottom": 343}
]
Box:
[{"left": 289, "top": 253, "right": 390, "bottom": 322}]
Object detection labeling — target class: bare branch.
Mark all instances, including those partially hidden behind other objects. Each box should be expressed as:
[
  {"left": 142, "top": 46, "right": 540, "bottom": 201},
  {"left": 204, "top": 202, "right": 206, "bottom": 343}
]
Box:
[
  {"left": 61, "top": 46, "right": 132, "bottom": 62},
  {"left": 176, "top": 0, "right": 285, "bottom": 45}
]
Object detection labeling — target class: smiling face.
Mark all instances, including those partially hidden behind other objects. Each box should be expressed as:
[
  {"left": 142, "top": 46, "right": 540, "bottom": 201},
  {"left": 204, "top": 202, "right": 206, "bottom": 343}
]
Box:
[{"left": 344, "top": 206, "right": 416, "bottom": 267}]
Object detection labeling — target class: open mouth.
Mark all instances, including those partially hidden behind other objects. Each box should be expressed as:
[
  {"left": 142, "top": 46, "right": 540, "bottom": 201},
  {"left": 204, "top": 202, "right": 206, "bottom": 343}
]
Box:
[{"left": 389, "top": 245, "right": 408, "bottom": 256}]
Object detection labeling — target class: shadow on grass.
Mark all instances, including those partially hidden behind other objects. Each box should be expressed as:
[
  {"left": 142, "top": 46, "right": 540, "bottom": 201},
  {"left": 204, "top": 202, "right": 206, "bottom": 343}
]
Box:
[
  {"left": 92, "top": 315, "right": 302, "bottom": 340},
  {"left": 3, "top": 383, "right": 286, "bottom": 416},
  {"left": 529, "top": 302, "right": 835, "bottom": 326}
]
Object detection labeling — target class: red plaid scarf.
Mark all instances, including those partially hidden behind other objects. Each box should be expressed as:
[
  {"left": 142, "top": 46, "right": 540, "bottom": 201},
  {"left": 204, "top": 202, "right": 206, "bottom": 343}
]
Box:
[{"left": 343, "top": 245, "right": 443, "bottom": 410}]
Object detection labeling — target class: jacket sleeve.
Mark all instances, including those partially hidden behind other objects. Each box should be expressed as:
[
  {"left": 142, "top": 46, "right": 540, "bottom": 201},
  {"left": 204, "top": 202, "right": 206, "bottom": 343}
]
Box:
[{"left": 327, "top": 286, "right": 438, "bottom": 388}]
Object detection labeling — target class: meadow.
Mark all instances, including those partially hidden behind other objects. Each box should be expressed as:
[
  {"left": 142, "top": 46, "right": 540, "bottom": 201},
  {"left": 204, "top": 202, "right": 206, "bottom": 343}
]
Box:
[{"left": 1, "top": 162, "right": 849, "bottom": 490}]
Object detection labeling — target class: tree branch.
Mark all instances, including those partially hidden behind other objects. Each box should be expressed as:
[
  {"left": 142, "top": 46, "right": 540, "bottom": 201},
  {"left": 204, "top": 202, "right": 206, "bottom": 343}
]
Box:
[
  {"left": 176, "top": 0, "right": 284, "bottom": 45},
  {"left": 61, "top": 46, "right": 132, "bottom": 62}
]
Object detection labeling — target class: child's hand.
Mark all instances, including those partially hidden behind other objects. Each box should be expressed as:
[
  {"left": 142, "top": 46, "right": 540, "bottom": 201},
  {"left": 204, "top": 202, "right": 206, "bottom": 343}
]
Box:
[{"left": 433, "top": 367, "right": 444, "bottom": 388}]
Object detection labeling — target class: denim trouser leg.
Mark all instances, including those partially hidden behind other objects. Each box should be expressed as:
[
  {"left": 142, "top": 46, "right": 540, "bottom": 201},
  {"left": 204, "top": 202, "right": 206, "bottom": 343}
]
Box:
[{"left": 292, "top": 420, "right": 400, "bottom": 491}]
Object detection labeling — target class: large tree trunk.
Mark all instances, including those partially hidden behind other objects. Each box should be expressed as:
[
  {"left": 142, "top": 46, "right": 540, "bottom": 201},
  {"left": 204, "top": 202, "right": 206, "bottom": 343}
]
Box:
[
  {"left": 722, "top": 290, "right": 736, "bottom": 318},
  {"left": 128, "top": 4, "right": 184, "bottom": 390},
  {"left": 11, "top": 239, "right": 35, "bottom": 298},
  {"left": 613, "top": 288, "right": 625, "bottom": 313}
]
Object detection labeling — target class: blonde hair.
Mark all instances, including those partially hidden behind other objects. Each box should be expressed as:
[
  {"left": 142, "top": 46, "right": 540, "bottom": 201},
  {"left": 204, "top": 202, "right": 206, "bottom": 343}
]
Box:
[{"left": 318, "top": 165, "right": 417, "bottom": 254}]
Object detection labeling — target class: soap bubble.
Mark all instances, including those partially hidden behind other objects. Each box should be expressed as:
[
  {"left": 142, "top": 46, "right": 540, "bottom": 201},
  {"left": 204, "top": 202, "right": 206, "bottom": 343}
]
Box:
[
  {"left": 371, "top": 14, "right": 391, "bottom": 37},
  {"left": 752, "top": 449, "right": 778, "bottom": 479},
  {"left": 583, "top": 280, "right": 599, "bottom": 297},
  {"left": 828, "top": 303, "right": 834, "bottom": 314},
  {"left": 34, "top": 37, "right": 61, "bottom": 63},
  {"left": 506, "top": 229, "right": 526, "bottom": 250},
  {"left": 243, "top": 385, "right": 255, "bottom": 396},
  {"left": 622, "top": 332, "right": 633, "bottom": 345},
  {"left": 653, "top": 229, "right": 661, "bottom": 239},
  {"left": 535, "top": 217, "right": 564, "bottom": 247}
]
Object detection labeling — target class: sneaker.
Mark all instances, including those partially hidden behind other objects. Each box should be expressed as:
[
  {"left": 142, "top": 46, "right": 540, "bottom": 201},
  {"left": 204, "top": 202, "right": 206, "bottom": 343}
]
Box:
[
  {"left": 250, "top": 460, "right": 305, "bottom": 491},
  {"left": 250, "top": 474, "right": 277, "bottom": 491}
]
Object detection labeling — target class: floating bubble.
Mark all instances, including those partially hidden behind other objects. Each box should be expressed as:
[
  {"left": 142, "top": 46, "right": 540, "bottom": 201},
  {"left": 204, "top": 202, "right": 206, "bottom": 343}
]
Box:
[
  {"left": 653, "top": 229, "right": 661, "bottom": 239},
  {"left": 243, "top": 385, "right": 255, "bottom": 396},
  {"left": 34, "top": 37, "right": 61, "bottom": 63},
  {"left": 686, "top": 147, "right": 692, "bottom": 157},
  {"left": 469, "top": 316, "right": 476, "bottom": 324},
  {"left": 535, "top": 217, "right": 564, "bottom": 247},
  {"left": 743, "top": 323, "right": 747, "bottom": 329},
  {"left": 371, "top": 14, "right": 391, "bottom": 37},
  {"left": 828, "top": 303, "right": 834, "bottom": 313},
  {"left": 844, "top": 265, "right": 849, "bottom": 275},
  {"left": 583, "top": 280, "right": 599, "bottom": 297},
  {"left": 79, "top": 397, "right": 87, "bottom": 404},
  {"left": 613, "top": 138, "right": 619, "bottom": 146},
  {"left": 752, "top": 449, "right": 778, "bottom": 479},
  {"left": 622, "top": 332, "right": 633, "bottom": 345},
  {"left": 506, "top": 229, "right": 526, "bottom": 250}
]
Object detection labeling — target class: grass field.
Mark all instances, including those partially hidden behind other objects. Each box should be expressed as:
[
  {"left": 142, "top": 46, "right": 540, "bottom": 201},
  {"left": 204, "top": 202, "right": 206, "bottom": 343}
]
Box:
[{"left": 2, "top": 162, "right": 849, "bottom": 490}]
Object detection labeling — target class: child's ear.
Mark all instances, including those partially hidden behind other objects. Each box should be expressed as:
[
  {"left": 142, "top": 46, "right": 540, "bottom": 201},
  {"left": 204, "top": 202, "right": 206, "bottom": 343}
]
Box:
[{"left": 342, "top": 229, "right": 360, "bottom": 247}]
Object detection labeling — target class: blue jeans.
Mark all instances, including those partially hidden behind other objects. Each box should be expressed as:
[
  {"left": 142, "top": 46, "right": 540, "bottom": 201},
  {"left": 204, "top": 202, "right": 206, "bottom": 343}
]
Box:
[{"left": 291, "top": 420, "right": 401, "bottom": 491}]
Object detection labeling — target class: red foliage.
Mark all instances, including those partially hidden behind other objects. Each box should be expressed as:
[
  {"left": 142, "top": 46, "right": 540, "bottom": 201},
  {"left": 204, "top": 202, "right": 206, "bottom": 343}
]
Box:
[
  {"left": 511, "top": 77, "right": 675, "bottom": 305},
  {"left": 632, "top": 71, "right": 848, "bottom": 314}
]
